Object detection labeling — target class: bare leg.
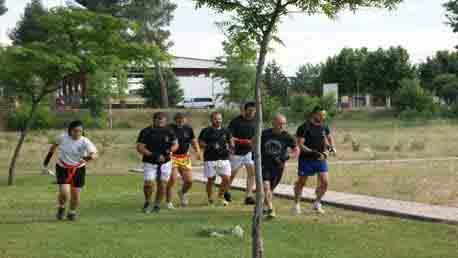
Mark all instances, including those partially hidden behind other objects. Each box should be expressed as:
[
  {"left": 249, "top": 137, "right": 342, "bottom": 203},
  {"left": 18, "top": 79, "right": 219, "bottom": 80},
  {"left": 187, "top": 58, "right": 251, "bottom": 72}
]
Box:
[
  {"left": 166, "top": 168, "right": 178, "bottom": 203},
  {"left": 263, "top": 181, "right": 273, "bottom": 210},
  {"left": 316, "top": 173, "right": 329, "bottom": 202},
  {"left": 155, "top": 179, "right": 165, "bottom": 206},
  {"left": 219, "top": 175, "right": 231, "bottom": 199},
  {"left": 207, "top": 177, "right": 216, "bottom": 202},
  {"left": 180, "top": 169, "right": 193, "bottom": 194},
  {"left": 294, "top": 176, "right": 308, "bottom": 203},
  {"left": 245, "top": 164, "right": 255, "bottom": 198},
  {"left": 58, "top": 184, "right": 70, "bottom": 208},
  {"left": 69, "top": 187, "right": 81, "bottom": 212},
  {"left": 144, "top": 180, "right": 154, "bottom": 204}
]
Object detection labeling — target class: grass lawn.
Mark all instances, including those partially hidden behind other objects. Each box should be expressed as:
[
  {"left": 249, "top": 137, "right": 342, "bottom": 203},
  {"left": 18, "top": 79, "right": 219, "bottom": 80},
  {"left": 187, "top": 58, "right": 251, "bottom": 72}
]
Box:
[{"left": 0, "top": 175, "right": 457, "bottom": 258}]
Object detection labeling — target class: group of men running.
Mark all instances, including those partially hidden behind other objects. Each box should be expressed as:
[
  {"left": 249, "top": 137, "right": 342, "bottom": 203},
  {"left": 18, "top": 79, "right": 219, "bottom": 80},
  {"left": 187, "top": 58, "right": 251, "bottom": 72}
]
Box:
[{"left": 43, "top": 102, "right": 335, "bottom": 221}]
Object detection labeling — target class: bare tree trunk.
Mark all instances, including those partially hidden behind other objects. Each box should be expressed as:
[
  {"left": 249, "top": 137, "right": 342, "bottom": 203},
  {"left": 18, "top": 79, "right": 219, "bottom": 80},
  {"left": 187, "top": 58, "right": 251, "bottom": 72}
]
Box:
[
  {"left": 155, "top": 62, "right": 169, "bottom": 108},
  {"left": 8, "top": 101, "right": 38, "bottom": 186}
]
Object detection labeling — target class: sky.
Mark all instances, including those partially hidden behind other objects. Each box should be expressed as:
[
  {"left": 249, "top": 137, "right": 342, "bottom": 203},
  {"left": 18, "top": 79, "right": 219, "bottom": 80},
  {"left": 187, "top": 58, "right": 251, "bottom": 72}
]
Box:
[{"left": 0, "top": 0, "right": 456, "bottom": 75}]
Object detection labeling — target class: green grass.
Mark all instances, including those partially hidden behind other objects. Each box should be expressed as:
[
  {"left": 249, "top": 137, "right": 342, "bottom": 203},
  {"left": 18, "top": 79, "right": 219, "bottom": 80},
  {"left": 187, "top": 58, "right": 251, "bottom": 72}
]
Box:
[{"left": 0, "top": 175, "right": 457, "bottom": 258}]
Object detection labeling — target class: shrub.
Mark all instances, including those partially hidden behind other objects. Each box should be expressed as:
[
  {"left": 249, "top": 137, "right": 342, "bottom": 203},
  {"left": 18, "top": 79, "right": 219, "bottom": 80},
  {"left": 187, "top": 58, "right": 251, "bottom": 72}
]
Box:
[
  {"left": 393, "top": 79, "right": 437, "bottom": 119},
  {"left": 288, "top": 93, "right": 337, "bottom": 122}
]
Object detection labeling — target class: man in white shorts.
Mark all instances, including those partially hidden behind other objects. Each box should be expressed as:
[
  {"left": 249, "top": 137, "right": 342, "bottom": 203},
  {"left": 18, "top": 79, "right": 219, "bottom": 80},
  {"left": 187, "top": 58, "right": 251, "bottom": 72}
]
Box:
[
  {"left": 198, "top": 112, "right": 234, "bottom": 206},
  {"left": 136, "top": 112, "right": 178, "bottom": 213},
  {"left": 226, "top": 102, "right": 257, "bottom": 205}
]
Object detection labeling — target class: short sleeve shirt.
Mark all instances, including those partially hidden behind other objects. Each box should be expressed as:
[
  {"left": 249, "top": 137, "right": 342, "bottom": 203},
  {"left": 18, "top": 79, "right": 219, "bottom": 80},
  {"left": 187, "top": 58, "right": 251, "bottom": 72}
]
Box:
[
  {"left": 56, "top": 134, "right": 97, "bottom": 167},
  {"left": 228, "top": 115, "right": 256, "bottom": 155},
  {"left": 137, "top": 126, "right": 177, "bottom": 164},
  {"left": 261, "top": 129, "right": 296, "bottom": 167},
  {"left": 169, "top": 124, "right": 196, "bottom": 155},
  {"left": 198, "top": 126, "right": 232, "bottom": 161},
  {"left": 296, "top": 121, "right": 330, "bottom": 160}
]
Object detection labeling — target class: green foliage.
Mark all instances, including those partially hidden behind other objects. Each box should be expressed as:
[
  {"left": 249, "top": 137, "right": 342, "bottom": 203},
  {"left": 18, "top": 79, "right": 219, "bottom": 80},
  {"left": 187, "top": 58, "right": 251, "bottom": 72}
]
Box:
[
  {"left": 444, "top": 0, "right": 458, "bottom": 36},
  {"left": 290, "top": 63, "right": 321, "bottom": 96},
  {"left": 8, "top": 0, "right": 48, "bottom": 45},
  {"left": 393, "top": 79, "right": 437, "bottom": 119},
  {"left": 433, "top": 73, "right": 458, "bottom": 105},
  {"left": 262, "top": 95, "right": 281, "bottom": 123},
  {"left": 288, "top": 94, "right": 337, "bottom": 122},
  {"left": 419, "top": 51, "right": 458, "bottom": 92},
  {"left": 264, "top": 61, "right": 289, "bottom": 106},
  {"left": 0, "top": 0, "right": 6, "bottom": 15},
  {"left": 141, "top": 68, "right": 184, "bottom": 108},
  {"left": 87, "top": 70, "right": 112, "bottom": 117},
  {"left": 214, "top": 38, "right": 257, "bottom": 104}
]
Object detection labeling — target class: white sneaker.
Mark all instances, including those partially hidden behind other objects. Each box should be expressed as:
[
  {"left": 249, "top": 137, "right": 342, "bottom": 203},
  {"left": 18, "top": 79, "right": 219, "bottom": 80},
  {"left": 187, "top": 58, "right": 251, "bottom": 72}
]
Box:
[
  {"left": 166, "top": 202, "right": 176, "bottom": 210},
  {"left": 178, "top": 190, "right": 189, "bottom": 207},
  {"left": 292, "top": 203, "right": 302, "bottom": 215},
  {"left": 313, "top": 201, "right": 325, "bottom": 214}
]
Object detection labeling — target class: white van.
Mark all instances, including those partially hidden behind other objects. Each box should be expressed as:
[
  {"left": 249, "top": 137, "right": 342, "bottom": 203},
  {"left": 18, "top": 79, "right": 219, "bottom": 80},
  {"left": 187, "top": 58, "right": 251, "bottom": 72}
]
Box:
[{"left": 177, "top": 98, "right": 215, "bottom": 109}]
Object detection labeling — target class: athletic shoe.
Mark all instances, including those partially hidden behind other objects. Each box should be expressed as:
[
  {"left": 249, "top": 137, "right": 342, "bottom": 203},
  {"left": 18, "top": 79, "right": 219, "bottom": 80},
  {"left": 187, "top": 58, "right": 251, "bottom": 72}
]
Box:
[
  {"left": 178, "top": 190, "right": 189, "bottom": 207},
  {"left": 244, "top": 196, "right": 255, "bottom": 205},
  {"left": 56, "top": 207, "right": 65, "bottom": 220},
  {"left": 166, "top": 202, "right": 176, "bottom": 210},
  {"left": 292, "top": 203, "right": 302, "bottom": 215},
  {"left": 66, "top": 212, "right": 77, "bottom": 221},
  {"left": 224, "top": 191, "right": 232, "bottom": 202},
  {"left": 313, "top": 201, "right": 325, "bottom": 214},
  {"left": 143, "top": 202, "right": 152, "bottom": 214},
  {"left": 208, "top": 199, "right": 214, "bottom": 206},
  {"left": 266, "top": 209, "right": 276, "bottom": 219},
  {"left": 152, "top": 205, "right": 161, "bottom": 213}
]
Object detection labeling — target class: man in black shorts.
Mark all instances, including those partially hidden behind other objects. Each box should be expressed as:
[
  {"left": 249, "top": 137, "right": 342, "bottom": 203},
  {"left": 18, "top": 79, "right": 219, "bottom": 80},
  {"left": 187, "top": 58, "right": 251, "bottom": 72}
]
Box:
[
  {"left": 226, "top": 102, "right": 256, "bottom": 205},
  {"left": 165, "top": 112, "right": 202, "bottom": 208},
  {"left": 199, "top": 112, "right": 234, "bottom": 206},
  {"left": 136, "top": 112, "right": 179, "bottom": 213},
  {"left": 261, "top": 114, "right": 298, "bottom": 218}
]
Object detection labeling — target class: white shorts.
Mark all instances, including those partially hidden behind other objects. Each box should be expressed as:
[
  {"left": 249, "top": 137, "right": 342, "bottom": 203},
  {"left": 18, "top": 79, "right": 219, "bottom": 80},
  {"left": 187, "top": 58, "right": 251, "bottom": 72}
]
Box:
[
  {"left": 230, "top": 152, "right": 255, "bottom": 171},
  {"left": 143, "top": 162, "right": 172, "bottom": 182},
  {"left": 204, "top": 160, "right": 231, "bottom": 179}
]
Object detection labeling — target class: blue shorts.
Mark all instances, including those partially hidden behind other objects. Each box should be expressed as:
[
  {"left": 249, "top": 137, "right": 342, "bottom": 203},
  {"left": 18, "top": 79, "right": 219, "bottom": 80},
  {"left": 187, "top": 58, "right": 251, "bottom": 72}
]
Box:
[{"left": 298, "top": 159, "right": 328, "bottom": 177}]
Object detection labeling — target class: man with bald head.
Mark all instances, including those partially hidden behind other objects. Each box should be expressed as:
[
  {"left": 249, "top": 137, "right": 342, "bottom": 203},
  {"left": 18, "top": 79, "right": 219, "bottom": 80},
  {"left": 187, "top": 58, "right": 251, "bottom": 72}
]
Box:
[{"left": 261, "top": 114, "right": 299, "bottom": 218}]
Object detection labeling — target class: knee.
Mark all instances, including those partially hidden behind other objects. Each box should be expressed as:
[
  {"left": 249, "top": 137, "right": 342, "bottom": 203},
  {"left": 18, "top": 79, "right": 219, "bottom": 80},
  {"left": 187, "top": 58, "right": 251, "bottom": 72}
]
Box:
[
  {"left": 295, "top": 180, "right": 305, "bottom": 189},
  {"left": 321, "top": 180, "right": 329, "bottom": 189},
  {"left": 144, "top": 181, "right": 153, "bottom": 188}
]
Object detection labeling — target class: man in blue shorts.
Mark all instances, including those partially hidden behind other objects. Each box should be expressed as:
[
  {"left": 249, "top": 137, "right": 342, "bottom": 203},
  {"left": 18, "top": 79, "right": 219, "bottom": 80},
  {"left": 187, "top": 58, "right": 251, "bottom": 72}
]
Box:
[{"left": 293, "top": 106, "right": 336, "bottom": 214}]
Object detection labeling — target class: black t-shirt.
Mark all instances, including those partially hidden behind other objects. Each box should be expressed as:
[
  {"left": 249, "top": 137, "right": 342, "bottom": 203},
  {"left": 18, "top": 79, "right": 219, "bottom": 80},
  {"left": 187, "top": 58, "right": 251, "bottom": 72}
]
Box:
[
  {"left": 228, "top": 115, "right": 256, "bottom": 155},
  {"left": 296, "top": 121, "right": 330, "bottom": 160},
  {"left": 261, "top": 128, "right": 296, "bottom": 167},
  {"left": 198, "top": 126, "right": 232, "bottom": 161},
  {"left": 137, "top": 126, "right": 177, "bottom": 164},
  {"left": 169, "top": 124, "right": 195, "bottom": 155}
]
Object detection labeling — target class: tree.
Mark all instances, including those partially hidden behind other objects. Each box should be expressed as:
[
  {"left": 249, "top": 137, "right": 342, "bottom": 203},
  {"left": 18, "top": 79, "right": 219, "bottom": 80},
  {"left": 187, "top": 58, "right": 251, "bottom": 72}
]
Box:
[
  {"left": 8, "top": 0, "right": 49, "bottom": 45},
  {"left": 0, "top": 7, "right": 163, "bottom": 186},
  {"left": 194, "top": 1, "right": 403, "bottom": 257},
  {"left": 433, "top": 73, "right": 458, "bottom": 105},
  {"left": 77, "top": 0, "right": 177, "bottom": 108},
  {"left": 141, "top": 68, "right": 184, "bottom": 107},
  {"left": 264, "top": 60, "right": 289, "bottom": 105},
  {"left": 445, "top": 0, "right": 458, "bottom": 48},
  {"left": 290, "top": 63, "right": 321, "bottom": 96},
  {"left": 0, "top": 0, "right": 7, "bottom": 15},
  {"left": 393, "top": 79, "right": 435, "bottom": 114},
  {"left": 419, "top": 51, "right": 458, "bottom": 92},
  {"left": 214, "top": 37, "right": 257, "bottom": 104}
]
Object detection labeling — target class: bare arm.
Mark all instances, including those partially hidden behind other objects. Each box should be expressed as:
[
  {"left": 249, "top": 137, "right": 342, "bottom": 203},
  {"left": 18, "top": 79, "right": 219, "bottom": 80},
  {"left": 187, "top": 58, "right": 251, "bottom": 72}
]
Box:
[
  {"left": 136, "top": 143, "right": 152, "bottom": 157},
  {"left": 289, "top": 146, "right": 300, "bottom": 159},
  {"left": 296, "top": 137, "right": 313, "bottom": 153},
  {"left": 191, "top": 139, "right": 202, "bottom": 160},
  {"left": 43, "top": 144, "right": 59, "bottom": 167},
  {"left": 170, "top": 142, "right": 179, "bottom": 153},
  {"left": 83, "top": 152, "right": 98, "bottom": 162}
]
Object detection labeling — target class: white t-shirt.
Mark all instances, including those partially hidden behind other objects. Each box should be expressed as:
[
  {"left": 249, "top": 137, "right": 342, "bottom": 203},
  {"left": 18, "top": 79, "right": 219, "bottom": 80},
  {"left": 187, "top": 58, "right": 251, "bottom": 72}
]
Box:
[{"left": 56, "top": 134, "right": 97, "bottom": 168}]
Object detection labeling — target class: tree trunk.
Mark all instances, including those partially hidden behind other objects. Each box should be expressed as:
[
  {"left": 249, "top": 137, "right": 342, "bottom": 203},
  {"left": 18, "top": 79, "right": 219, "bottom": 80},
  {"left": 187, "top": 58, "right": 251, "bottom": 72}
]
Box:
[
  {"left": 155, "top": 61, "right": 169, "bottom": 108},
  {"left": 8, "top": 101, "right": 38, "bottom": 186}
]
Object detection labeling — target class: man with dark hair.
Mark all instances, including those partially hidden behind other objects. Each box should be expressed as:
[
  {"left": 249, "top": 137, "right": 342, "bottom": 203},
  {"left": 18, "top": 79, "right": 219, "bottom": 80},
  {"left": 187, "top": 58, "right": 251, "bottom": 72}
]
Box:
[
  {"left": 262, "top": 114, "right": 299, "bottom": 218},
  {"left": 199, "top": 112, "right": 234, "bottom": 206},
  {"left": 165, "top": 112, "right": 202, "bottom": 208},
  {"left": 43, "top": 120, "right": 98, "bottom": 221},
  {"left": 226, "top": 101, "right": 257, "bottom": 205},
  {"left": 293, "top": 106, "right": 336, "bottom": 214},
  {"left": 136, "top": 112, "right": 179, "bottom": 213}
]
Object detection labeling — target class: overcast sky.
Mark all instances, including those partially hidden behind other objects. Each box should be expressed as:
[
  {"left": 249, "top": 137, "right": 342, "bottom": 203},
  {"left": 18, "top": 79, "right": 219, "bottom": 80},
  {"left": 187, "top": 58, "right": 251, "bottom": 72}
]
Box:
[{"left": 1, "top": 0, "right": 456, "bottom": 75}]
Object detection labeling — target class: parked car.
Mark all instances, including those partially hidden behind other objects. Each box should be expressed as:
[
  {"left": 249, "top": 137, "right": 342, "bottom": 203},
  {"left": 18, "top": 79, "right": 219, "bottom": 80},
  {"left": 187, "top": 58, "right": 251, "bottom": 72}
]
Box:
[{"left": 177, "top": 98, "right": 215, "bottom": 109}]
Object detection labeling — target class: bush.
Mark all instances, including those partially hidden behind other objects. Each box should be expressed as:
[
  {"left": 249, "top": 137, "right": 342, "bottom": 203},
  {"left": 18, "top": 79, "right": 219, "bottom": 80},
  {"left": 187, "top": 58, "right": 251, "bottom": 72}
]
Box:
[
  {"left": 393, "top": 79, "right": 437, "bottom": 119},
  {"left": 288, "top": 93, "right": 337, "bottom": 122}
]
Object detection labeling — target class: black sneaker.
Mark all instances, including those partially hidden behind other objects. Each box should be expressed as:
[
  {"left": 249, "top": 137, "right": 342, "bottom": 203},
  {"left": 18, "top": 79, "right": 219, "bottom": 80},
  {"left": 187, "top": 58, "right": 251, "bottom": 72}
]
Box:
[
  {"left": 244, "top": 196, "right": 256, "bottom": 205},
  {"left": 56, "top": 207, "right": 65, "bottom": 220},
  {"left": 143, "top": 202, "right": 152, "bottom": 214},
  {"left": 224, "top": 192, "right": 232, "bottom": 202},
  {"left": 66, "top": 213, "right": 77, "bottom": 221},
  {"left": 266, "top": 209, "right": 276, "bottom": 219},
  {"left": 152, "top": 205, "right": 160, "bottom": 213}
]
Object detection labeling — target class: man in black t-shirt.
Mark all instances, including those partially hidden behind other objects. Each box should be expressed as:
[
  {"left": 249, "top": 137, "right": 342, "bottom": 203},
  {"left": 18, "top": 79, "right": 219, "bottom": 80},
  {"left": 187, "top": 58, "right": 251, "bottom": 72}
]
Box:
[
  {"left": 227, "top": 102, "right": 257, "bottom": 205},
  {"left": 262, "top": 114, "right": 299, "bottom": 218},
  {"left": 293, "top": 106, "right": 336, "bottom": 215},
  {"left": 165, "top": 113, "right": 202, "bottom": 209},
  {"left": 198, "top": 112, "right": 234, "bottom": 206},
  {"left": 136, "top": 112, "right": 179, "bottom": 213}
]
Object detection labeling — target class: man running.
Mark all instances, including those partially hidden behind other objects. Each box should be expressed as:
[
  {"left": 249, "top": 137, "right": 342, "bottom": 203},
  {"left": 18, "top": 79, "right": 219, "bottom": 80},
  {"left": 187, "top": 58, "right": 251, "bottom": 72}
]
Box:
[
  {"left": 43, "top": 120, "right": 97, "bottom": 221},
  {"left": 261, "top": 114, "right": 299, "bottom": 218},
  {"left": 137, "top": 112, "right": 178, "bottom": 213},
  {"left": 165, "top": 112, "right": 202, "bottom": 208},
  {"left": 226, "top": 102, "right": 256, "bottom": 205},
  {"left": 199, "top": 111, "right": 234, "bottom": 206},
  {"left": 293, "top": 106, "right": 336, "bottom": 214}
]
